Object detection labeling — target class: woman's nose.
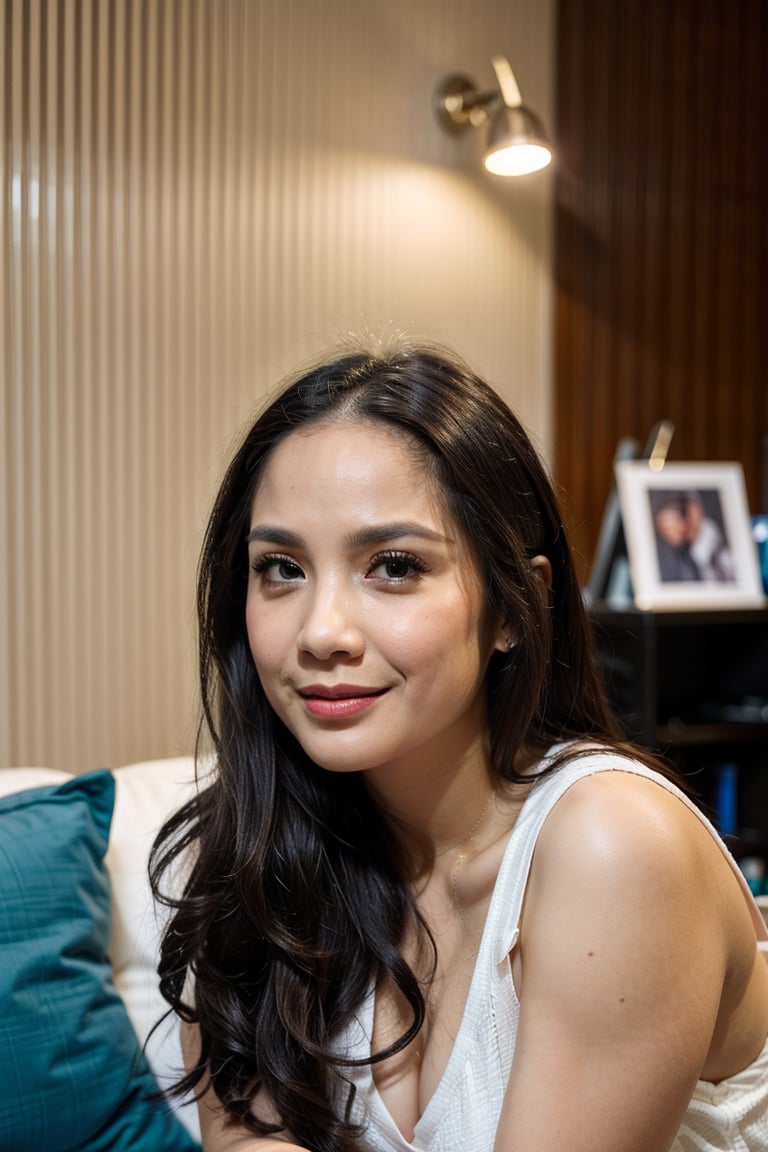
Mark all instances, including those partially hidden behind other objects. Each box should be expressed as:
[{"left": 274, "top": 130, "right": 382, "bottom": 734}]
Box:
[{"left": 297, "top": 581, "right": 364, "bottom": 660}]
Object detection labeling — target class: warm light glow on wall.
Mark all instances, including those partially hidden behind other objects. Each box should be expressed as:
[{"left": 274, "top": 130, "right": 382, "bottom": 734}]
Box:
[{"left": 1, "top": 0, "right": 553, "bottom": 773}]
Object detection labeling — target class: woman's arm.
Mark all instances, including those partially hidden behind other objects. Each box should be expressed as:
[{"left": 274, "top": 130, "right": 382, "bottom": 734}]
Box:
[
  {"left": 180, "top": 1021, "right": 307, "bottom": 1152},
  {"left": 495, "top": 771, "right": 749, "bottom": 1152}
]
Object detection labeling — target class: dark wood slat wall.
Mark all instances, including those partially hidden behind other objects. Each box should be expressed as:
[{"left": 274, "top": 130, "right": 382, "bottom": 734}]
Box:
[{"left": 555, "top": 0, "right": 767, "bottom": 581}]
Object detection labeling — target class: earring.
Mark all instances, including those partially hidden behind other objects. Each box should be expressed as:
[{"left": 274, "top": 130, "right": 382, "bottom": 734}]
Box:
[{"left": 505, "top": 636, "right": 516, "bottom": 650}]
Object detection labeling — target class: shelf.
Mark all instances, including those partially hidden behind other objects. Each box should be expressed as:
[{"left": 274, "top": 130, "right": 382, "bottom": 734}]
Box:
[
  {"left": 657, "top": 723, "right": 768, "bottom": 748},
  {"left": 589, "top": 605, "right": 768, "bottom": 850},
  {"left": 590, "top": 605, "right": 768, "bottom": 628}
]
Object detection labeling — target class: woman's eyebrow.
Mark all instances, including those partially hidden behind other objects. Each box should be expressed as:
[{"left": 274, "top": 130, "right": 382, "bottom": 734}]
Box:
[
  {"left": 245, "top": 522, "right": 452, "bottom": 547},
  {"left": 246, "top": 526, "right": 303, "bottom": 546},
  {"left": 345, "top": 523, "right": 453, "bottom": 547}
]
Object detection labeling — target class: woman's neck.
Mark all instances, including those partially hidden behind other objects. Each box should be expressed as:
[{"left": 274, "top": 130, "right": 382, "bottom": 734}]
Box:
[
  {"left": 364, "top": 744, "right": 509, "bottom": 879},
  {"left": 363, "top": 737, "right": 539, "bottom": 881}
]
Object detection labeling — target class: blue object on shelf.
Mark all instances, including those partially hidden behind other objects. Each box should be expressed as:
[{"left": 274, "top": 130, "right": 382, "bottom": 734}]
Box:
[
  {"left": 740, "top": 856, "right": 765, "bottom": 897},
  {"left": 716, "top": 763, "right": 738, "bottom": 838},
  {"left": 753, "top": 515, "right": 768, "bottom": 594}
]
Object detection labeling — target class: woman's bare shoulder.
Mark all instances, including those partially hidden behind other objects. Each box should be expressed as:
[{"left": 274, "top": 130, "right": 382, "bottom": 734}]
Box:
[
  {"left": 534, "top": 765, "right": 713, "bottom": 872},
  {"left": 524, "top": 765, "right": 749, "bottom": 950}
]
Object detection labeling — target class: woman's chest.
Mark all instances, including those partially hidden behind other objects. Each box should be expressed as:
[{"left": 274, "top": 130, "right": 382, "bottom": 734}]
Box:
[
  {"left": 356, "top": 945, "right": 519, "bottom": 1151},
  {"left": 369, "top": 876, "right": 501, "bottom": 1139}
]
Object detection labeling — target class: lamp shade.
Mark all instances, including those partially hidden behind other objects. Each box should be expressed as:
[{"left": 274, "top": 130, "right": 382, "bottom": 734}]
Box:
[{"left": 484, "top": 105, "right": 553, "bottom": 176}]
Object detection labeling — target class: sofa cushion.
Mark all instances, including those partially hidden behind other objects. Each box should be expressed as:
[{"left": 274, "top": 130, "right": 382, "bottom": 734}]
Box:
[{"left": 0, "top": 770, "right": 200, "bottom": 1151}]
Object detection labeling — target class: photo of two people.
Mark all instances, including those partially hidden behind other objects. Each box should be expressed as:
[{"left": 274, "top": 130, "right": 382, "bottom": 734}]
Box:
[{"left": 649, "top": 489, "right": 736, "bottom": 584}]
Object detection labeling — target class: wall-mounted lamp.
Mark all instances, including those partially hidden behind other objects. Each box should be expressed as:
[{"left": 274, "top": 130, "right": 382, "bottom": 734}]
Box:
[{"left": 435, "top": 55, "right": 553, "bottom": 176}]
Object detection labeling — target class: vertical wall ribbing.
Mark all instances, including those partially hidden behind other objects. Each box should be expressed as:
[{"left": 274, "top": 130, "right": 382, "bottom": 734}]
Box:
[{"left": 2, "top": 0, "right": 553, "bottom": 772}]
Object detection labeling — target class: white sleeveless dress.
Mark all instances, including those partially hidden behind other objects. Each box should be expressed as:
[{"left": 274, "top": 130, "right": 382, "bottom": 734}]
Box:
[{"left": 335, "top": 748, "right": 768, "bottom": 1152}]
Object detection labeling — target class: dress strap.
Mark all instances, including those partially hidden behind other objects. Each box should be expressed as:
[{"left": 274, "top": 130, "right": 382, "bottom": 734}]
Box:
[{"left": 487, "top": 746, "right": 768, "bottom": 965}]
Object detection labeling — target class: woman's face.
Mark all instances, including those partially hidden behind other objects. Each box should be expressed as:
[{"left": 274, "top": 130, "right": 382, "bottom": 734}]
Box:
[{"left": 245, "top": 420, "right": 507, "bottom": 781}]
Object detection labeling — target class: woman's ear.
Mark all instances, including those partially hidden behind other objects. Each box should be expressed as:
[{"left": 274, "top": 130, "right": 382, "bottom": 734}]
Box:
[
  {"left": 530, "top": 554, "right": 553, "bottom": 589},
  {"left": 493, "top": 555, "right": 553, "bottom": 654},
  {"left": 493, "top": 629, "right": 518, "bottom": 654}
]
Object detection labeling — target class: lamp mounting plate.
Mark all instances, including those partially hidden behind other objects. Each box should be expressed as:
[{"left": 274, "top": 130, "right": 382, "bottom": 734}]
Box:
[{"left": 434, "top": 74, "right": 495, "bottom": 133}]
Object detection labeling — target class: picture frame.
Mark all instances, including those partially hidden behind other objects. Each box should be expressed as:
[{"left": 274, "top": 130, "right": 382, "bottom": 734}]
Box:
[
  {"left": 614, "top": 460, "right": 766, "bottom": 611},
  {"left": 586, "top": 418, "right": 675, "bottom": 607}
]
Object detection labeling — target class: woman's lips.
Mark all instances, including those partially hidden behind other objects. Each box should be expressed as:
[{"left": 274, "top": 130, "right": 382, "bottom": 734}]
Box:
[{"left": 298, "top": 686, "right": 387, "bottom": 719}]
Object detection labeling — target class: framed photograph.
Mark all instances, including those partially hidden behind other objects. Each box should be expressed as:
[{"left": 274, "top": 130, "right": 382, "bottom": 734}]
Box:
[{"left": 614, "top": 460, "right": 766, "bottom": 611}]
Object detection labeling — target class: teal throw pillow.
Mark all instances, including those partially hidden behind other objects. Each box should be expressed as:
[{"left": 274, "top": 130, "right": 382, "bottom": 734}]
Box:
[{"left": 0, "top": 770, "right": 200, "bottom": 1151}]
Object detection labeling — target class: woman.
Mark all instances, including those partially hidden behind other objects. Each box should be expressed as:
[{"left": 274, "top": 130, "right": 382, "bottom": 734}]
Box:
[{"left": 151, "top": 344, "right": 768, "bottom": 1152}]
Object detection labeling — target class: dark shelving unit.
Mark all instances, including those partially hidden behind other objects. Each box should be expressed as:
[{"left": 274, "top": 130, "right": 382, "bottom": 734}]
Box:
[{"left": 589, "top": 606, "right": 768, "bottom": 857}]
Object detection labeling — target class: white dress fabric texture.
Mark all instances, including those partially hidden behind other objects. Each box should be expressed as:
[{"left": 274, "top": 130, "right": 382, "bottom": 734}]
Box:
[{"left": 336, "top": 748, "right": 768, "bottom": 1152}]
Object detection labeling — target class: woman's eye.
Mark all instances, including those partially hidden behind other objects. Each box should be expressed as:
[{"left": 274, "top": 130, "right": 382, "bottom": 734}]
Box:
[
  {"left": 251, "top": 555, "right": 305, "bottom": 585},
  {"left": 368, "top": 551, "right": 428, "bottom": 583}
]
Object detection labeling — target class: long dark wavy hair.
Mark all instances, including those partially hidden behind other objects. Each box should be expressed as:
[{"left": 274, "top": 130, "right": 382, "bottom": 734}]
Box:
[{"left": 150, "top": 344, "right": 664, "bottom": 1151}]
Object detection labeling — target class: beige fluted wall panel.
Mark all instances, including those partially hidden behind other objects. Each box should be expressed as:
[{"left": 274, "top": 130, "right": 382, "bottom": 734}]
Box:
[{"left": 1, "top": 0, "right": 554, "bottom": 774}]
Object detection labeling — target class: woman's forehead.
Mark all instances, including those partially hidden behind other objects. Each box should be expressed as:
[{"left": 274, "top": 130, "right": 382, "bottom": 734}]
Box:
[
  {"left": 257, "top": 418, "right": 436, "bottom": 493},
  {"left": 250, "top": 418, "right": 461, "bottom": 536}
]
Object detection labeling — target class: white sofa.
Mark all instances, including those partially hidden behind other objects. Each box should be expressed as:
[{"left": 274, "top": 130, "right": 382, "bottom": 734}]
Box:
[{"left": 0, "top": 757, "right": 203, "bottom": 1149}]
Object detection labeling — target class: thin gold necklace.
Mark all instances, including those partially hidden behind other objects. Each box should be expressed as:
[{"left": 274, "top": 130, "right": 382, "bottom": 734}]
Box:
[{"left": 431, "top": 790, "right": 496, "bottom": 858}]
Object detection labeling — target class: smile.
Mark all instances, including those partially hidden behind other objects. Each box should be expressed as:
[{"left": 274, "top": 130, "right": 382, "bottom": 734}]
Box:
[{"left": 297, "top": 685, "right": 388, "bottom": 720}]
